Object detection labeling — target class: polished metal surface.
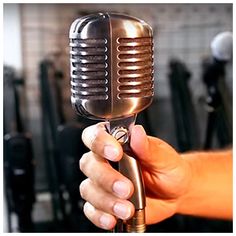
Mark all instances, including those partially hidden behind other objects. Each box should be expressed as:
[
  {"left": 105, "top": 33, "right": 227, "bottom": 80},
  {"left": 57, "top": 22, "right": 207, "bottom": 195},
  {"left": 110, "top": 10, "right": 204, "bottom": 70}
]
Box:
[
  {"left": 70, "top": 12, "right": 154, "bottom": 120},
  {"left": 126, "top": 209, "right": 146, "bottom": 233},
  {"left": 111, "top": 127, "right": 129, "bottom": 144},
  {"left": 119, "top": 150, "right": 145, "bottom": 210}
]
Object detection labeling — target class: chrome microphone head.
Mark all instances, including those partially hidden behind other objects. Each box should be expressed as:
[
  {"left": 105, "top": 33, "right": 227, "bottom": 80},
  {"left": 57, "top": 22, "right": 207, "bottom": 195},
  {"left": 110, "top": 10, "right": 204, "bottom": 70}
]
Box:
[{"left": 69, "top": 12, "right": 154, "bottom": 120}]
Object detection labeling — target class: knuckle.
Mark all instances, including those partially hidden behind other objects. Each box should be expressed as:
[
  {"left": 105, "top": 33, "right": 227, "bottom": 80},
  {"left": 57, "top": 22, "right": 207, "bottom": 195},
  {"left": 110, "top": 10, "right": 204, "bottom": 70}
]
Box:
[
  {"left": 104, "top": 198, "right": 116, "bottom": 212},
  {"left": 99, "top": 171, "right": 111, "bottom": 185}
]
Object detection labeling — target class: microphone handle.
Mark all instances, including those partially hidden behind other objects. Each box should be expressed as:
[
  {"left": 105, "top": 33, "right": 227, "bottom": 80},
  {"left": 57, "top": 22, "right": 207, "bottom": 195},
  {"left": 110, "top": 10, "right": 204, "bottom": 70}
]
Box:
[
  {"left": 113, "top": 143, "right": 146, "bottom": 233},
  {"left": 106, "top": 116, "right": 146, "bottom": 232}
]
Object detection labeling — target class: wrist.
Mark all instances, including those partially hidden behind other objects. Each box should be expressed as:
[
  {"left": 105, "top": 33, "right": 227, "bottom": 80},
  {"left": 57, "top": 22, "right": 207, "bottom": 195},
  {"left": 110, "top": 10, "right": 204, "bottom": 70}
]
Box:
[
  {"left": 175, "top": 150, "right": 232, "bottom": 219},
  {"left": 175, "top": 153, "right": 199, "bottom": 216}
]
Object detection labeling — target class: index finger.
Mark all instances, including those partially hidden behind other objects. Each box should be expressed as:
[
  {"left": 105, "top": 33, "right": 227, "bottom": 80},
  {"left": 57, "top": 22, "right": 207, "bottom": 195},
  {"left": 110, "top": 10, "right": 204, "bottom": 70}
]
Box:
[{"left": 82, "top": 122, "right": 123, "bottom": 162}]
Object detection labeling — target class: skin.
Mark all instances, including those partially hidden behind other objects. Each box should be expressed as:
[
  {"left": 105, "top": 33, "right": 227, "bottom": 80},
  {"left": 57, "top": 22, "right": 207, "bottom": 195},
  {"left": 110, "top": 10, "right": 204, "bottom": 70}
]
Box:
[{"left": 79, "top": 123, "right": 232, "bottom": 230}]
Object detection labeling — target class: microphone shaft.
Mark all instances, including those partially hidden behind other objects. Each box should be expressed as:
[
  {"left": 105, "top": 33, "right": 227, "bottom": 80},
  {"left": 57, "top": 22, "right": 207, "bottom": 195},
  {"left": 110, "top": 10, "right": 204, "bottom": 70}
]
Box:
[{"left": 107, "top": 116, "right": 146, "bottom": 233}]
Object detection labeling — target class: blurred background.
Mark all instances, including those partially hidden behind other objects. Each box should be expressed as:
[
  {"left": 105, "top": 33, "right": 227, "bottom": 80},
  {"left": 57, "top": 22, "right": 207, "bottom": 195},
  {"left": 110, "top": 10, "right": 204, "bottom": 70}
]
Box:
[{"left": 3, "top": 3, "right": 232, "bottom": 233}]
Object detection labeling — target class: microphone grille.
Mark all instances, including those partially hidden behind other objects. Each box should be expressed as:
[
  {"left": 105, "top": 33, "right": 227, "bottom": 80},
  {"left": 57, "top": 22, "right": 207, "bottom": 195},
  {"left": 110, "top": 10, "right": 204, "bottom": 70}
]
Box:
[
  {"left": 117, "top": 37, "right": 154, "bottom": 99},
  {"left": 70, "top": 38, "right": 109, "bottom": 100}
]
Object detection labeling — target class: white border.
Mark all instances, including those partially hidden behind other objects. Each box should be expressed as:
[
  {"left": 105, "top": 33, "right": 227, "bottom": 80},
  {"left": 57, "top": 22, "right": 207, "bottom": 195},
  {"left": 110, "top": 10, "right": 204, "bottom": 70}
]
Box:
[{"left": 0, "top": 1, "right": 234, "bottom": 235}]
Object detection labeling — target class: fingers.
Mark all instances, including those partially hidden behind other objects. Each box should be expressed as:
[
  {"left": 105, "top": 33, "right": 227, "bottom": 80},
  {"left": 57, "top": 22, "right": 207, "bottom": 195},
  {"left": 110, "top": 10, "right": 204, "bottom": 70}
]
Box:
[
  {"left": 81, "top": 122, "right": 136, "bottom": 229},
  {"left": 81, "top": 178, "right": 135, "bottom": 230},
  {"left": 80, "top": 151, "right": 134, "bottom": 198},
  {"left": 83, "top": 202, "right": 116, "bottom": 230},
  {"left": 82, "top": 181, "right": 177, "bottom": 229},
  {"left": 82, "top": 123, "right": 123, "bottom": 162}
]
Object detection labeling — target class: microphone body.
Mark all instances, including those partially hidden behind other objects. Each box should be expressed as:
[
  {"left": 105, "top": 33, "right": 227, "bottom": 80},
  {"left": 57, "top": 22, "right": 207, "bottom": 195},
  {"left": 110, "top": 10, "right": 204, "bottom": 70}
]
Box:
[{"left": 69, "top": 12, "right": 154, "bottom": 232}]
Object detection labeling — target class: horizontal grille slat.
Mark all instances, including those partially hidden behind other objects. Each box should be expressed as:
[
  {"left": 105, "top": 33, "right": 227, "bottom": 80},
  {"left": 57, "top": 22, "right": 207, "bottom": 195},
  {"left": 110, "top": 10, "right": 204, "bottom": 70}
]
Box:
[
  {"left": 117, "top": 37, "right": 154, "bottom": 98},
  {"left": 72, "top": 70, "right": 108, "bottom": 77},
  {"left": 118, "top": 52, "right": 152, "bottom": 60},
  {"left": 70, "top": 38, "right": 107, "bottom": 45},
  {"left": 72, "top": 62, "right": 107, "bottom": 70},
  {"left": 118, "top": 76, "right": 152, "bottom": 83},
  {"left": 71, "top": 47, "right": 106, "bottom": 56},
  {"left": 71, "top": 54, "right": 107, "bottom": 62},
  {"left": 118, "top": 82, "right": 153, "bottom": 91},
  {"left": 71, "top": 79, "right": 107, "bottom": 86},
  {"left": 118, "top": 37, "right": 152, "bottom": 44},
  {"left": 118, "top": 45, "right": 151, "bottom": 53},
  {"left": 72, "top": 86, "right": 107, "bottom": 93},
  {"left": 118, "top": 61, "right": 152, "bottom": 68},
  {"left": 119, "top": 90, "right": 153, "bottom": 98},
  {"left": 118, "top": 68, "right": 152, "bottom": 76},
  {"left": 70, "top": 38, "right": 108, "bottom": 100}
]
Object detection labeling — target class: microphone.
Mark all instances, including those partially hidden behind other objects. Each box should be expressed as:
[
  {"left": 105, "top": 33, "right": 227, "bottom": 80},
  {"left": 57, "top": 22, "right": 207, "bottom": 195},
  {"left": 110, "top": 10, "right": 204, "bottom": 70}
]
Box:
[
  {"left": 202, "top": 31, "right": 233, "bottom": 111},
  {"left": 69, "top": 12, "right": 154, "bottom": 232},
  {"left": 211, "top": 31, "right": 233, "bottom": 62},
  {"left": 202, "top": 32, "right": 232, "bottom": 149}
]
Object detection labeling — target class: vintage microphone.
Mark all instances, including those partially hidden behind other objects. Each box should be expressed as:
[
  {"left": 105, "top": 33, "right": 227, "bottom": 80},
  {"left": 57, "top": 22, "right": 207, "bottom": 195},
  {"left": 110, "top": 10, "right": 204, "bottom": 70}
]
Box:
[
  {"left": 69, "top": 12, "right": 154, "bottom": 232},
  {"left": 202, "top": 31, "right": 233, "bottom": 149}
]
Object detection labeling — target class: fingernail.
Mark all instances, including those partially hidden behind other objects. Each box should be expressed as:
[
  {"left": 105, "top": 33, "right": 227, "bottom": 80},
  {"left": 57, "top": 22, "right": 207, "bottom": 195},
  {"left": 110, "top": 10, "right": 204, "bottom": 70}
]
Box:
[
  {"left": 113, "top": 181, "right": 130, "bottom": 198},
  {"left": 104, "top": 145, "right": 119, "bottom": 161},
  {"left": 84, "top": 202, "right": 95, "bottom": 214},
  {"left": 99, "top": 214, "right": 112, "bottom": 229},
  {"left": 113, "top": 202, "right": 131, "bottom": 220}
]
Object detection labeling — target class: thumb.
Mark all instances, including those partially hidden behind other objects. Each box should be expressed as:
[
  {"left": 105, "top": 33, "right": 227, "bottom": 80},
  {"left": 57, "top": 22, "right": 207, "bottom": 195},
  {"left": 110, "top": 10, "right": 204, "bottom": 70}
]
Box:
[
  {"left": 130, "top": 125, "right": 180, "bottom": 170},
  {"left": 130, "top": 125, "right": 150, "bottom": 163}
]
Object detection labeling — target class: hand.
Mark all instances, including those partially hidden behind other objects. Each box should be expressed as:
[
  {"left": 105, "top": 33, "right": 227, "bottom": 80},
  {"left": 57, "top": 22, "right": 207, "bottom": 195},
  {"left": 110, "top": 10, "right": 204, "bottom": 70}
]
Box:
[{"left": 79, "top": 123, "right": 193, "bottom": 230}]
